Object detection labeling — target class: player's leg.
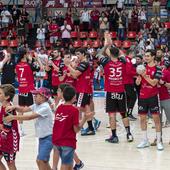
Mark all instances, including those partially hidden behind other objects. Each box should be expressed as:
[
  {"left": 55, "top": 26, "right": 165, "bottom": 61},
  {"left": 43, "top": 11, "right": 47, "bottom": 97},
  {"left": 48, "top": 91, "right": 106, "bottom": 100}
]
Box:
[{"left": 0, "top": 153, "right": 6, "bottom": 170}]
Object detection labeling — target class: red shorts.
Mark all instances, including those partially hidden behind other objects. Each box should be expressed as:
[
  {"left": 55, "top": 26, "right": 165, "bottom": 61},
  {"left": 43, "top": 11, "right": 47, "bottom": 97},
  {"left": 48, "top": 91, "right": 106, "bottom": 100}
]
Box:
[{"left": 0, "top": 151, "right": 16, "bottom": 162}]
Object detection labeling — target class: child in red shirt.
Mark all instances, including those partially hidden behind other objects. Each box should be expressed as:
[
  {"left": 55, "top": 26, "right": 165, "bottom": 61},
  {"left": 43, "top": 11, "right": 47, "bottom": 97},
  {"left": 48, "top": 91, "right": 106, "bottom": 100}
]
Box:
[
  {"left": 52, "top": 86, "right": 93, "bottom": 170},
  {"left": 0, "top": 84, "right": 20, "bottom": 170}
]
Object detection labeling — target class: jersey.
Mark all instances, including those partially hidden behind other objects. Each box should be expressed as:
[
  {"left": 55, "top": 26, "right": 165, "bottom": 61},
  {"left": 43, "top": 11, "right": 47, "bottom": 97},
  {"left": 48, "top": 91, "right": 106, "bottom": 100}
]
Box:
[
  {"left": 0, "top": 105, "right": 20, "bottom": 154},
  {"left": 99, "top": 56, "right": 126, "bottom": 93},
  {"left": 75, "top": 62, "right": 91, "bottom": 93},
  {"left": 139, "top": 65, "right": 161, "bottom": 99},
  {"left": 15, "top": 61, "right": 35, "bottom": 93}
]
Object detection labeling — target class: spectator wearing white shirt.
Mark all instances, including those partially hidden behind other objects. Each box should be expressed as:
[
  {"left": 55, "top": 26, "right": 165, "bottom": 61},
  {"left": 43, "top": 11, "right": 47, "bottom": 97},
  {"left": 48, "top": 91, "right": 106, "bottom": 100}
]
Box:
[
  {"left": 37, "top": 24, "right": 46, "bottom": 48},
  {"left": 81, "top": 8, "right": 90, "bottom": 32},
  {"left": 116, "top": 0, "right": 124, "bottom": 12},
  {"left": 1, "top": 7, "right": 11, "bottom": 29},
  {"left": 60, "top": 20, "right": 71, "bottom": 48}
]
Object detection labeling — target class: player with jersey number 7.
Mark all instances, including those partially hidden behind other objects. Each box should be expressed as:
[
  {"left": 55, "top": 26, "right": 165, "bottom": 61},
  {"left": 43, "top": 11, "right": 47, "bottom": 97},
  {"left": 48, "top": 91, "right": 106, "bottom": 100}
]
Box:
[{"left": 96, "top": 31, "right": 134, "bottom": 143}]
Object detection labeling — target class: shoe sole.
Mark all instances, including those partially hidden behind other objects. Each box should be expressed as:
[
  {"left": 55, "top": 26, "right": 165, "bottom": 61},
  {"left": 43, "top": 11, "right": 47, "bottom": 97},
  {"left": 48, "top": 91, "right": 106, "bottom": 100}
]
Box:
[
  {"left": 81, "top": 133, "right": 95, "bottom": 136},
  {"left": 137, "top": 145, "right": 150, "bottom": 149},
  {"left": 105, "top": 140, "right": 119, "bottom": 144},
  {"left": 95, "top": 121, "right": 101, "bottom": 130}
]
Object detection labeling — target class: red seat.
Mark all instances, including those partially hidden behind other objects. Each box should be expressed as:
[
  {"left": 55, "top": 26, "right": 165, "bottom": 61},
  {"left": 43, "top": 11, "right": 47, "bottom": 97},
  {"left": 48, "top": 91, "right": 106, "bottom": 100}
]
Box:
[
  {"left": 82, "top": 40, "right": 92, "bottom": 48},
  {"left": 110, "top": 32, "right": 117, "bottom": 39},
  {"left": 127, "top": 31, "right": 137, "bottom": 39},
  {"left": 0, "top": 40, "right": 9, "bottom": 47},
  {"left": 92, "top": 40, "right": 101, "bottom": 48},
  {"left": 73, "top": 40, "right": 82, "bottom": 48},
  {"left": 71, "top": 31, "right": 78, "bottom": 39},
  {"left": 79, "top": 32, "right": 88, "bottom": 39},
  {"left": 1, "top": 31, "right": 8, "bottom": 39},
  {"left": 165, "top": 22, "right": 170, "bottom": 29},
  {"left": 122, "top": 40, "right": 131, "bottom": 49},
  {"left": 113, "top": 40, "right": 122, "bottom": 48},
  {"left": 45, "top": 40, "right": 51, "bottom": 48},
  {"left": 89, "top": 31, "right": 98, "bottom": 39},
  {"left": 35, "top": 41, "right": 41, "bottom": 48},
  {"left": 9, "top": 40, "right": 18, "bottom": 47}
]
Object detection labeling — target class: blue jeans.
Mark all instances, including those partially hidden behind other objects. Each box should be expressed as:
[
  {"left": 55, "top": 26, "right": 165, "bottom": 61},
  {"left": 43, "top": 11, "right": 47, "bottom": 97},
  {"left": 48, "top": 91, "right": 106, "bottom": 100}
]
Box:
[{"left": 118, "top": 28, "right": 125, "bottom": 41}]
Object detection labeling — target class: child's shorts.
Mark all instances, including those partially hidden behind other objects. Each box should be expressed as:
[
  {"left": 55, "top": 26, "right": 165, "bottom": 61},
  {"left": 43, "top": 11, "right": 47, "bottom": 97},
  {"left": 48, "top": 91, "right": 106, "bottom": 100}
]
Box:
[{"left": 54, "top": 145, "right": 75, "bottom": 165}]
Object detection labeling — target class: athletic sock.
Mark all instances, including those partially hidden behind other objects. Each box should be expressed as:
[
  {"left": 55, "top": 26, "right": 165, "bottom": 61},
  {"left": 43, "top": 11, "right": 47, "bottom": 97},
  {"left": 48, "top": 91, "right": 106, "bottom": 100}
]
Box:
[
  {"left": 125, "top": 126, "right": 131, "bottom": 134},
  {"left": 111, "top": 129, "right": 117, "bottom": 137},
  {"left": 87, "top": 120, "right": 94, "bottom": 131},
  {"left": 156, "top": 132, "right": 161, "bottom": 143},
  {"left": 142, "top": 130, "right": 148, "bottom": 141}
]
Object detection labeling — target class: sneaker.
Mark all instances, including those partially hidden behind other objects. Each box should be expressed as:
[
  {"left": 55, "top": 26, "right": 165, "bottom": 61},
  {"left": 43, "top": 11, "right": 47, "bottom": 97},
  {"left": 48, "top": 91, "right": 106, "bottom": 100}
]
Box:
[
  {"left": 157, "top": 142, "right": 164, "bottom": 151},
  {"left": 105, "top": 136, "right": 119, "bottom": 143},
  {"left": 93, "top": 119, "right": 101, "bottom": 131},
  {"left": 137, "top": 140, "right": 150, "bottom": 149},
  {"left": 81, "top": 128, "right": 95, "bottom": 136},
  {"left": 128, "top": 114, "right": 137, "bottom": 121},
  {"left": 73, "top": 161, "right": 84, "bottom": 170},
  {"left": 127, "top": 133, "right": 134, "bottom": 142}
]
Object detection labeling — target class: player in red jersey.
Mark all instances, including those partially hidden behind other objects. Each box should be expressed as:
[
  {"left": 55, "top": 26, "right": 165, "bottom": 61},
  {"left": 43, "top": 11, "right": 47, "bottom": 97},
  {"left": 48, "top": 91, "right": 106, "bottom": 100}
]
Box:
[
  {"left": 136, "top": 49, "right": 163, "bottom": 150},
  {"left": 0, "top": 84, "right": 20, "bottom": 170},
  {"left": 15, "top": 49, "right": 42, "bottom": 136},
  {"left": 64, "top": 48, "right": 96, "bottom": 136},
  {"left": 97, "top": 33, "right": 133, "bottom": 143}
]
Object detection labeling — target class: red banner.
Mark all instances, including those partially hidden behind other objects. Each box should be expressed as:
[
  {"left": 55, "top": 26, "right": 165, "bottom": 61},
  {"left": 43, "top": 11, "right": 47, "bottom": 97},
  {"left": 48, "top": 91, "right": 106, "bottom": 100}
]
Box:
[{"left": 24, "top": 0, "right": 103, "bottom": 8}]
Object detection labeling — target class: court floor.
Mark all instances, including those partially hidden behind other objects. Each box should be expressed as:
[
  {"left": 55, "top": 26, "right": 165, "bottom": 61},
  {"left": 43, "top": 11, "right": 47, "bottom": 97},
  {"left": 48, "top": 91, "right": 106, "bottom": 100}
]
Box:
[{"left": 6, "top": 96, "right": 170, "bottom": 170}]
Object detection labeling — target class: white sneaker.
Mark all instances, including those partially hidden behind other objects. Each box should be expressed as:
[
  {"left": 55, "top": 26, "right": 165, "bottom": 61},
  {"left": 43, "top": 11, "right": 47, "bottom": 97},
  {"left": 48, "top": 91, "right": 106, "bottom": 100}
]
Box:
[
  {"left": 157, "top": 142, "right": 164, "bottom": 151},
  {"left": 137, "top": 140, "right": 150, "bottom": 149}
]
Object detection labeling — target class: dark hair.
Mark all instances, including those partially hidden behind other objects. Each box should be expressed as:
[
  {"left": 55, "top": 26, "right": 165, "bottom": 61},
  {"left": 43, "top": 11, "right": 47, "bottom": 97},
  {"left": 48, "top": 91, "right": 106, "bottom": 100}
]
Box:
[
  {"left": 75, "top": 48, "right": 86, "bottom": 55},
  {"left": 63, "top": 86, "right": 76, "bottom": 102},
  {"left": 110, "top": 46, "right": 120, "bottom": 58},
  {"left": 17, "top": 47, "right": 27, "bottom": 63},
  {"left": 146, "top": 49, "right": 156, "bottom": 57},
  {"left": 59, "top": 83, "right": 71, "bottom": 92},
  {"left": 136, "top": 54, "right": 143, "bottom": 60},
  {"left": 0, "top": 84, "right": 15, "bottom": 101}
]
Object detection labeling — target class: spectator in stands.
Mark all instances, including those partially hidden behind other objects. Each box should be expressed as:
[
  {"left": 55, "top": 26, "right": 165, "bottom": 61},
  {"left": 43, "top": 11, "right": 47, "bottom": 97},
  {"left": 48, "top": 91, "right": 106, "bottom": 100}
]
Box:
[
  {"left": 139, "top": 6, "right": 147, "bottom": 30},
  {"left": 131, "top": 6, "right": 139, "bottom": 32},
  {"left": 21, "top": 8, "right": 29, "bottom": 36},
  {"left": 90, "top": 6, "right": 100, "bottom": 31},
  {"left": 99, "top": 11, "right": 108, "bottom": 40},
  {"left": 109, "top": 6, "right": 119, "bottom": 31},
  {"left": 152, "top": 0, "right": 160, "bottom": 17},
  {"left": 11, "top": 4, "right": 21, "bottom": 27},
  {"left": 117, "top": 12, "right": 126, "bottom": 40},
  {"left": 65, "top": 8, "right": 73, "bottom": 29},
  {"left": 61, "top": 20, "right": 72, "bottom": 48},
  {"left": 34, "top": 0, "right": 42, "bottom": 23},
  {"left": 1, "top": 6, "right": 11, "bottom": 29},
  {"left": 149, "top": 23, "right": 159, "bottom": 39},
  {"left": 17, "top": 15, "right": 25, "bottom": 44},
  {"left": 72, "top": 7, "right": 80, "bottom": 32},
  {"left": 37, "top": 24, "right": 46, "bottom": 48},
  {"left": 81, "top": 8, "right": 91, "bottom": 32},
  {"left": 54, "top": 10, "right": 64, "bottom": 27},
  {"left": 116, "top": 0, "right": 125, "bottom": 12},
  {"left": 0, "top": 1, "right": 3, "bottom": 13}
]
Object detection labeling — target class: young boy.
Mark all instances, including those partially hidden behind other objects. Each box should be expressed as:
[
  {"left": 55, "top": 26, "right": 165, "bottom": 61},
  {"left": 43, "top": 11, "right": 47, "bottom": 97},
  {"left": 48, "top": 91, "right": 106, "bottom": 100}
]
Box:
[
  {"left": 5, "top": 87, "right": 53, "bottom": 170},
  {"left": 0, "top": 84, "right": 20, "bottom": 170},
  {"left": 52, "top": 86, "right": 93, "bottom": 170}
]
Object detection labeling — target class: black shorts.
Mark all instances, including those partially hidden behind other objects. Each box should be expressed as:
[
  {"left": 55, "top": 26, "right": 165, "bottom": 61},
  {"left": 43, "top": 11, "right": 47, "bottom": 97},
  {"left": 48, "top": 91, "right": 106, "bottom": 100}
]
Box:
[
  {"left": 51, "top": 86, "right": 58, "bottom": 96},
  {"left": 18, "top": 92, "right": 33, "bottom": 106},
  {"left": 74, "top": 20, "right": 80, "bottom": 26},
  {"left": 138, "top": 95, "right": 160, "bottom": 114},
  {"left": 0, "top": 151, "right": 16, "bottom": 163},
  {"left": 76, "top": 93, "right": 91, "bottom": 108},
  {"left": 106, "top": 92, "right": 127, "bottom": 113}
]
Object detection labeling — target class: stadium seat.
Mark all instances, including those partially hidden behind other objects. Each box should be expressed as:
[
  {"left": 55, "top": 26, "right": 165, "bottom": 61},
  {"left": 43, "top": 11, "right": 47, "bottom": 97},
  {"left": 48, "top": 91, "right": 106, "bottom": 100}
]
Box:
[
  {"left": 73, "top": 40, "right": 82, "bottom": 48},
  {"left": 9, "top": 40, "right": 18, "bottom": 47},
  {"left": 35, "top": 41, "right": 41, "bottom": 48},
  {"left": 82, "top": 40, "right": 92, "bottom": 48},
  {"left": 113, "top": 40, "right": 122, "bottom": 48},
  {"left": 122, "top": 40, "right": 131, "bottom": 49},
  {"left": 1, "top": 31, "right": 8, "bottom": 39},
  {"left": 127, "top": 31, "right": 137, "bottom": 39},
  {"left": 79, "top": 32, "right": 88, "bottom": 39},
  {"left": 0, "top": 40, "right": 9, "bottom": 47},
  {"left": 165, "top": 22, "right": 170, "bottom": 29},
  {"left": 89, "top": 31, "right": 98, "bottom": 39},
  {"left": 71, "top": 31, "right": 78, "bottom": 39},
  {"left": 92, "top": 40, "right": 101, "bottom": 48},
  {"left": 45, "top": 40, "right": 51, "bottom": 48},
  {"left": 110, "top": 32, "right": 117, "bottom": 39}
]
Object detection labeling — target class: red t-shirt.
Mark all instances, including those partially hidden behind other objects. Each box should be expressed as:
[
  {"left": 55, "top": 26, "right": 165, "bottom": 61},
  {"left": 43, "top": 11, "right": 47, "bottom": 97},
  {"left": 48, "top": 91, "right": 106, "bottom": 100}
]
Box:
[
  {"left": 52, "top": 59, "right": 62, "bottom": 86},
  {"left": 75, "top": 62, "right": 91, "bottom": 93},
  {"left": 48, "top": 24, "right": 59, "bottom": 37},
  {"left": 63, "top": 67, "right": 76, "bottom": 87},
  {"left": 0, "top": 105, "right": 20, "bottom": 154},
  {"left": 15, "top": 62, "right": 35, "bottom": 93},
  {"left": 140, "top": 65, "right": 160, "bottom": 99},
  {"left": 90, "top": 10, "right": 100, "bottom": 21},
  {"left": 124, "top": 56, "right": 136, "bottom": 85},
  {"left": 159, "top": 68, "right": 170, "bottom": 101},
  {"left": 52, "top": 104, "right": 79, "bottom": 149},
  {"left": 100, "top": 57, "right": 126, "bottom": 93}
]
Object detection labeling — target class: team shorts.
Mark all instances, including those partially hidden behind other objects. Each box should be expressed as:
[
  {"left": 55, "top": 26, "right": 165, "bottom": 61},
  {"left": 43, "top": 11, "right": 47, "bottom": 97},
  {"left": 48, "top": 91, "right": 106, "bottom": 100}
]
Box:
[
  {"left": 0, "top": 151, "right": 16, "bottom": 163},
  {"left": 37, "top": 135, "right": 53, "bottom": 162},
  {"left": 18, "top": 92, "right": 33, "bottom": 106},
  {"left": 106, "top": 92, "right": 127, "bottom": 113},
  {"left": 76, "top": 93, "right": 91, "bottom": 108},
  {"left": 138, "top": 95, "right": 160, "bottom": 115},
  {"left": 53, "top": 145, "right": 75, "bottom": 165}
]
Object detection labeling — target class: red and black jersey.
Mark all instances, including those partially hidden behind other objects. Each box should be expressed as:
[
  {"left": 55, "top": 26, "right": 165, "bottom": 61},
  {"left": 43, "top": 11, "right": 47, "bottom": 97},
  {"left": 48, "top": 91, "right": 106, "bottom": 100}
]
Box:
[
  {"left": 75, "top": 62, "right": 91, "bottom": 93},
  {"left": 15, "top": 61, "right": 35, "bottom": 93}
]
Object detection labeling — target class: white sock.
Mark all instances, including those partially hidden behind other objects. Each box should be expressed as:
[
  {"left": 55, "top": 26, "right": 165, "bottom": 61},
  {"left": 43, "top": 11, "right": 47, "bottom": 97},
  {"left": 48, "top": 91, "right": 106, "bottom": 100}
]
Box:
[
  {"left": 142, "top": 130, "right": 148, "bottom": 141},
  {"left": 156, "top": 132, "right": 161, "bottom": 143}
]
